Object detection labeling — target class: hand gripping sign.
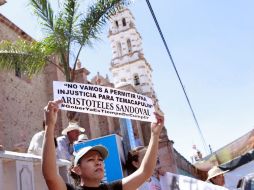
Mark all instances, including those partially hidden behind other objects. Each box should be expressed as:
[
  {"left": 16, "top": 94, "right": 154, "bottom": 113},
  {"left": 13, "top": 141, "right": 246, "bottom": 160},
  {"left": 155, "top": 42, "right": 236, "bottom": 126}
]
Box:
[{"left": 53, "top": 81, "right": 156, "bottom": 122}]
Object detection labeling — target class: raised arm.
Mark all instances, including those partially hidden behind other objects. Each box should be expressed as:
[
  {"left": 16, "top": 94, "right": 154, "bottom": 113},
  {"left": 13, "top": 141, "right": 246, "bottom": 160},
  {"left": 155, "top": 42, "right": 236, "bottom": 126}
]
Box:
[
  {"left": 122, "top": 112, "right": 164, "bottom": 190},
  {"left": 42, "top": 100, "right": 67, "bottom": 190}
]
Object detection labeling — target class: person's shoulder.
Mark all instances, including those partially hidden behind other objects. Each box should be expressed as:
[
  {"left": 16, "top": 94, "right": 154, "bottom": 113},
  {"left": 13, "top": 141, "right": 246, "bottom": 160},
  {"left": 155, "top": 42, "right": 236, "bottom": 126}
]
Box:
[
  {"left": 35, "top": 131, "right": 45, "bottom": 138},
  {"left": 31, "top": 130, "right": 44, "bottom": 138},
  {"left": 57, "top": 135, "right": 67, "bottom": 141},
  {"left": 150, "top": 176, "right": 160, "bottom": 182},
  {"left": 137, "top": 181, "right": 150, "bottom": 190},
  {"left": 66, "top": 183, "right": 83, "bottom": 190},
  {"left": 38, "top": 130, "right": 45, "bottom": 135},
  {"left": 104, "top": 180, "right": 122, "bottom": 190}
]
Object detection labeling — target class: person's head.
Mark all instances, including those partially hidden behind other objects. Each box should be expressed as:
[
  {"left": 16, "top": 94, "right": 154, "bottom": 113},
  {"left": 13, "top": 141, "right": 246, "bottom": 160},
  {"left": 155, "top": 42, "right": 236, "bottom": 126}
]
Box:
[
  {"left": 70, "top": 145, "right": 108, "bottom": 186},
  {"left": 207, "top": 166, "right": 227, "bottom": 186},
  {"left": 62, "top": 122, "right": 85, "bottom": 143},
  {"left": 197, "top": 151, "right": 202, "bottom": 159},
  {"left": 126, "top": 146, "right": 147, "bottom": 174},
  {"left": 67, "top": 130, "right": 81, "bottom": 143}
]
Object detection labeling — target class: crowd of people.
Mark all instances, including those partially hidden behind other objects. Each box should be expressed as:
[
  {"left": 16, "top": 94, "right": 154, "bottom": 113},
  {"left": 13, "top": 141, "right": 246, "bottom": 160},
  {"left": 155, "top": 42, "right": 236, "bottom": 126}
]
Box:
[
  {"left": 27, "top": 119, "right": 86, "bottom": 161},
  {"left": 24, "top": 100, "right": 233, "bottom": 190},
  {"left": 40, "top": 99, "right": 164, "bottom": 190},
  {"left": 16, "top": 99, "right": 249, "bottom": 190}
]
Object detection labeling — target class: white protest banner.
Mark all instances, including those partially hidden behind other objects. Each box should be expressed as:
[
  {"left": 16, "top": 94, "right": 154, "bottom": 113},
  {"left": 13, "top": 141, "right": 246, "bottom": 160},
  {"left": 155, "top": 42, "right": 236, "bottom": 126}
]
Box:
[
  {"left": 53, "top": 81, "right": 156, "bottom": 122},
  {"left": 160, "top": 172, "right": 229, "bottom": 190}
]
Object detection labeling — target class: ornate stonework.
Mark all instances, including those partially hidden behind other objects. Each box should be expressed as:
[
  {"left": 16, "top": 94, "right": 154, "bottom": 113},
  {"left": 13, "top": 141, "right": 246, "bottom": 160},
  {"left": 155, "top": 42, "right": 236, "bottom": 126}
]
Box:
[
  {"left": 108, "top": 9, "right": 157, "bottom": 102},
  {"left": 108, "top": 8, "right": 178, "bottom": 173}
]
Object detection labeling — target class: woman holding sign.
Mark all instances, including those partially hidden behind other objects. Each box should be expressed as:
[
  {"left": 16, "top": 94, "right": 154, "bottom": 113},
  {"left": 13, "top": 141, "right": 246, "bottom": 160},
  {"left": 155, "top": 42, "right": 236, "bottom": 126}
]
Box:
[{"left": 42, "top": 100, "right": 164, "bottom": 190}]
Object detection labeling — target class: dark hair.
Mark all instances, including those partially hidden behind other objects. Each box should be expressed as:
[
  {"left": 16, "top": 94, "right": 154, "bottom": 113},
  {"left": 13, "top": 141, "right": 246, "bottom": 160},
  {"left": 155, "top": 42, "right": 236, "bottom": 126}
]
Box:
[
  {"left": 69, "top": 158, "right": 81, "bottom": 186},
  {"left": 126, "top": 146, "right": 146, "bottom": 174}
]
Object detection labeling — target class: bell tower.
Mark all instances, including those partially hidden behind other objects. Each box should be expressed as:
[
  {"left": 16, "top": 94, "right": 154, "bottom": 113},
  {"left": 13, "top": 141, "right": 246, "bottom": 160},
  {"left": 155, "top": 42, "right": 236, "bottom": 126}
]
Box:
[
  {"left": 108, "top": 9, "right": 157, "bottom": 103},
  {"left": 107, "top": 8, "right": 180, "bottom": 174}
]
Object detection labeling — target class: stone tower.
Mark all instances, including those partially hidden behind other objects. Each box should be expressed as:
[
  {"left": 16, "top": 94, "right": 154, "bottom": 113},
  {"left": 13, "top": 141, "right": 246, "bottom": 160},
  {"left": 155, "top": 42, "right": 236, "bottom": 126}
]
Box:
[
  {"left": 108, "top": 8, "right": 178, "bottom": 173},
  {"left": 108, "top": 9, "right": 157, "bottom": 104}
]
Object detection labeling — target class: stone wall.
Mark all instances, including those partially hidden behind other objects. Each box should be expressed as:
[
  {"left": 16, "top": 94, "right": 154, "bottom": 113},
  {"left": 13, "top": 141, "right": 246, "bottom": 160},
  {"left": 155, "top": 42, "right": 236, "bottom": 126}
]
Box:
[
  {"left": 0, "top": 71, "right": 49, "bottom": 151},
  {"left": 158, "top": 140, "right": 178, "bottom": 173},
  {"left": 0, "top": 15, "right": 62, "bottom": 151},
  {"left": 0, "top": 13, "right": 33, "bottom": 41},
  {"left": 174, "top": 148, "right": 207, "bottom": 180}
]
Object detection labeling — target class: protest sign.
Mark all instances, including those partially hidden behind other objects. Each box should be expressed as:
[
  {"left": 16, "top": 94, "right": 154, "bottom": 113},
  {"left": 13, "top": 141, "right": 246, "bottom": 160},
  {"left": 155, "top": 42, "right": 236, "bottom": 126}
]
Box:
[
  {"left": 160, "top": 172, "right": 229, "bottom": 190},
  {"left": 53, "top": 81, "right": 156, "bottom": 122}
]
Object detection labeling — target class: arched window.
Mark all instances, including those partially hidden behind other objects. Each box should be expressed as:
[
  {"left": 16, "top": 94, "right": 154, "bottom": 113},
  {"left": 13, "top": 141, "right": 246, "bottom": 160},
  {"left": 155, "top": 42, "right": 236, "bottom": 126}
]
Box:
[
  {"left": 127, "top": 39, "right": 132, "bottom": 53},
  {"left": 117, "top": 42, "right": 122, "bottom": 57},
  {"left": 115, "top": 20, "right": 119, "bottom": 28},
  {"left": 122, "top": 18, "right": 126, "bottom": 26},
  {"left": 133, "top": 74, "right": 140, "bottom": 86},
  {"left": 15, "top": 62, "right": 21, "bottom": 78}
]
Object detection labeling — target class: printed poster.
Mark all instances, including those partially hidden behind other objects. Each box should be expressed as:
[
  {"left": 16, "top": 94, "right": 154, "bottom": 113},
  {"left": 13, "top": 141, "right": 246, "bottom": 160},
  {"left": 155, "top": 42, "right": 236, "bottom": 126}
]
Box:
[{"left": 53, "top": 81, "right": 156, "bottom": 122}]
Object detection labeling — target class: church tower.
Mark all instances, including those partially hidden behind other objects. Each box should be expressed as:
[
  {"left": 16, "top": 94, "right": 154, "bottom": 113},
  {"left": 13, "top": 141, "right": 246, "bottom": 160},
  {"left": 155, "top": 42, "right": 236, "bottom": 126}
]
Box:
[
  {"left": 107, "top": 8, "right": 181, "bottom": 174},
  {"left": 108, "top": 9, "right": 157, "bottom": 103}
]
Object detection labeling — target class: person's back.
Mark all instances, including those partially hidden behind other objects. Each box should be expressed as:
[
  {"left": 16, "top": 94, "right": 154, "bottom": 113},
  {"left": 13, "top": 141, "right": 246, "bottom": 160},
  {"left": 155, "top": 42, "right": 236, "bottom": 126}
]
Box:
[
  {"left": 28, "top": 130, "right": 45, "bottom": 155},
  {"left": 56, "top": 135, "right": 71, "bottom": 160},
  {"left": 27, "top": 121, "right": 46, "bottom": 156}
]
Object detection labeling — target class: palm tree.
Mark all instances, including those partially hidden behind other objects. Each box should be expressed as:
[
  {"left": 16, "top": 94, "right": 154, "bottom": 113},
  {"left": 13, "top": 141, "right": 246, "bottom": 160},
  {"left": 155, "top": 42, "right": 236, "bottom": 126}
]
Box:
[{"left": 0, "top": 0, "right": 130, "bottom": 82}]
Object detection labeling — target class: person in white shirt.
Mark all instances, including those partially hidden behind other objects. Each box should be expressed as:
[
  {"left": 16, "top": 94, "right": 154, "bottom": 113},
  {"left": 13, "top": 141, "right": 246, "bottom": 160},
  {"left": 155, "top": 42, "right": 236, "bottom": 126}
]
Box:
[
  {"left": 27, "top": 121, "right": 46, "bottom": 156},
  {"left": 190, "top": 144, "right": 202, "bottom": 163},
  {"left": 56, "top": 122, "right": 85, "bottom": 161}
]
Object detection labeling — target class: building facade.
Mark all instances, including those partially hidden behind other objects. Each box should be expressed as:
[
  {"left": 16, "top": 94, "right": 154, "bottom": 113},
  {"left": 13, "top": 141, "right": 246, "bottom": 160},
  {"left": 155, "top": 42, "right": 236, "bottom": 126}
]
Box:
[
  {"left": 0, "top": 13, "right": 54, "bottom": 151},
  {"left": 0, "top": 12, "right": 119, "bottom": 151},
  {"left": 0, "top": 3, "right": 204, "bottom": 180}
]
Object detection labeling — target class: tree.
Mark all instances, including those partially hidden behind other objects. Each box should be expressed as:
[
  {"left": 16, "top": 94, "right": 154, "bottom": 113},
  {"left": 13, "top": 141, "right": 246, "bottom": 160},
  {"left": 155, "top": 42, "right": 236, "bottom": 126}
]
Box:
[
  {"left": 0, "top": 0, "right": 130, "bottom": 121},
  {"left": 0, "top": 0, "right": 130, "bottom": 82}
]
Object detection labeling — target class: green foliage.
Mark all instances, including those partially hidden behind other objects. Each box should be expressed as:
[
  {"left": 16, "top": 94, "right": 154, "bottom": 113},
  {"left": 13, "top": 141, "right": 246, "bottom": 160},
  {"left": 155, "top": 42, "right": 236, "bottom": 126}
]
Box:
[
  {"left": 0, "top": 40, "right": 50, "bottom": 77},
  {"left": 30, "top": 0, "right": 54, "bottom": 31},
  {"left": 0, "top": 0, "right": 130, "bottom": 81},
  {"left": 79, "top": 0, "right": 129, "bottom": 45}
]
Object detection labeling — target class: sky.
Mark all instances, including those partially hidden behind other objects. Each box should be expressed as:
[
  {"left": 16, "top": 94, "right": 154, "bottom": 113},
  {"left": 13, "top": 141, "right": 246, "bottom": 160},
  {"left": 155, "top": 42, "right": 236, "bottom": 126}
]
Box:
[{"left": 1, "top": 0, "right": 254, "bottom": 161}]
